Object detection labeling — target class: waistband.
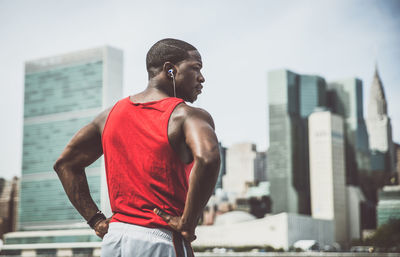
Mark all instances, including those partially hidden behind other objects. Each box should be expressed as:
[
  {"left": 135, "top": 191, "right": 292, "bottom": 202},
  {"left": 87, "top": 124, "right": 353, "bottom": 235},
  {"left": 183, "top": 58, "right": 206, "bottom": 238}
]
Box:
[{"left": 108, "top": 222, "right": 173, "bottom": 242}]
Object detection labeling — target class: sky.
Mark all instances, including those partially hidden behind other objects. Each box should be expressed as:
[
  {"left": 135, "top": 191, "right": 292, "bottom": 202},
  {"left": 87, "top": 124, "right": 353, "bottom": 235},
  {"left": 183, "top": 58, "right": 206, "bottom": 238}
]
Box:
[{"left": 1, "top": 0, "right": 399, "bottom": 179}]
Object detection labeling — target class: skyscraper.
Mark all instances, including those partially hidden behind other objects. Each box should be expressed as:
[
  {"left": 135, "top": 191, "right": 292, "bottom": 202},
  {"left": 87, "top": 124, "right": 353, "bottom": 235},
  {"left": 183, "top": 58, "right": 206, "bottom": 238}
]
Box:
[
  {"left": 309, "top": 110, "right": 348, "bottom": 246},
  {"left": 366, "top": 66, "right": 395, "bottom": 173},
  {"left": 267, "top": 70, "right": 326, "bottom": 215},
  {"left": 299, "top": 75, "right": 327, "bottom": 118},
  {"left": 328, "top": 78, "right": 370, "bottom": 184},
  {"left": 3, "top": 47, "right": 123, "bottom": 255},
  {"left": 267, "top": 70, "right": 301, "bottom": 214},
  {"left": 298, "top": 75, "right": 327, "bottom": 215}
]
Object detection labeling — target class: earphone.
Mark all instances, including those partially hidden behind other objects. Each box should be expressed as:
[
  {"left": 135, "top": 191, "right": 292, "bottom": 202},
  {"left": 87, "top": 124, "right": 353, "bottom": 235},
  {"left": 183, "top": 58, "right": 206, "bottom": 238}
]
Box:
[
  {"left": 168, "top": 69, "right": 176, "bottom": 97},
  {"left": 168, "top": 69, "right": 174, "bottom": 78}
]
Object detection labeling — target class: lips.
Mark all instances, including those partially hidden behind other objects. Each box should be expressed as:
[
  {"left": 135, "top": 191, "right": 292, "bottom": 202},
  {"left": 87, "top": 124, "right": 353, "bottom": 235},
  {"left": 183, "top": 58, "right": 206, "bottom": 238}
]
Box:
[{"left": 196, "top": 85, "right": 203, "bottom": 94}]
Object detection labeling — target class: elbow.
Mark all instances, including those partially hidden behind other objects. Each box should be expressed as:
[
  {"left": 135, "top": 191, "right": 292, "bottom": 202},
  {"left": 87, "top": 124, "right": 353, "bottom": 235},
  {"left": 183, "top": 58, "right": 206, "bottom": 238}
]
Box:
[
  {"left": 53, "top": 158, "right": 66, "bottom": 174},
  {"left": 194, "top": 151, "right": 221, "bottom": 172},
  {"left": 53, "top": 159, "right": 61, "bottom": 174}
]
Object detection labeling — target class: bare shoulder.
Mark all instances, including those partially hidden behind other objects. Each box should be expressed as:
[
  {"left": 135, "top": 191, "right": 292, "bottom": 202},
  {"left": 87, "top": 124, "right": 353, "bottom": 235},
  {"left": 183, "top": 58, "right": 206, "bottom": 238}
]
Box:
[
  {"left": 91, "top": 106, "right": 114, "bottom": 134},
  {"left": 173, "top": 103, "right": 215, "bottom": 129}
]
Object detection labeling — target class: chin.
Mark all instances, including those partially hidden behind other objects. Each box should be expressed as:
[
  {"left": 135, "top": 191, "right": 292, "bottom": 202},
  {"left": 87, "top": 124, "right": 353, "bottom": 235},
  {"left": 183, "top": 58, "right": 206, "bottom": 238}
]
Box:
[
  {"left": 183, "top": 95, "right": 196, "bottom": 103},
  {"left": 189, "top": 96, "right": 198, "bottom": 103}
]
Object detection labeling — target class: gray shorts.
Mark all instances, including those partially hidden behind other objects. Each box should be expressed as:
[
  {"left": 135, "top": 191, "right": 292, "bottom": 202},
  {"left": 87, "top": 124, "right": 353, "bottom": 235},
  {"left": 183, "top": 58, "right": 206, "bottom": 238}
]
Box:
[{"left": 101, "top": 222, "right": 194, "bottom": 257}]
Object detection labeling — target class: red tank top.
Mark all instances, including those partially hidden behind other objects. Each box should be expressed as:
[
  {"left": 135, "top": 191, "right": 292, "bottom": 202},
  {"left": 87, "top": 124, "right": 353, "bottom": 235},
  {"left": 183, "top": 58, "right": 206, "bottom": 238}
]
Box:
[{"left": 102, "top": 96, "right": 194, "bottom": 229}]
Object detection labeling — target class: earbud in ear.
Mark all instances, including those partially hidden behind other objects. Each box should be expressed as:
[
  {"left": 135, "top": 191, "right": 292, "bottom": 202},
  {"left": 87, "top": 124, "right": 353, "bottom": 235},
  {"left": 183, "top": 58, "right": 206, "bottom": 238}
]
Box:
[
  {"left": 168, "top": 69, "right": 176, "bottom": 97},
  {"left": 168, "top": 69, "right": 174, "bottom": 78}
]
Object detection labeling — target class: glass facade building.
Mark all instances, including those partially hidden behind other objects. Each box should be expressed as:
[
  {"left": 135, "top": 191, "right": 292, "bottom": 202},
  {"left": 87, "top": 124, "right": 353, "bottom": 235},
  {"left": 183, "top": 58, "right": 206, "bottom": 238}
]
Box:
[
  {"left": 377, "top": 186, "right": 400, "bottom": 226},
  {"left": 20, "top": 47, "right": 123, "bottom": 231},
  {"left": 298, "top": 75, "right": 327, "bottom": 215},
  {"left": 328, "top": 78, "right": 370, "bottom": 184},
  {"left": 267, "top": 70, "right": 327, "bottom": 215},
  {"left": 299, "top": 75, "right": 326, "bottom": 118},
  {"left": 2, "top": 47, "right": 123, "bottom": 254},
  {"left": 268, "top": 70, "right": 300, "bottom": 214},
  {"left": 267, "top": 70, "right": 298, "bottom": 214}
]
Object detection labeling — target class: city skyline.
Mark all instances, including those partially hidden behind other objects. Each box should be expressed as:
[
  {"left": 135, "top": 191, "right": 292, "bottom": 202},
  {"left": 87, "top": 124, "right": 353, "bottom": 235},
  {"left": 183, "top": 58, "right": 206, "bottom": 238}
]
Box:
[{"left": 1, "top": 0, "right": 400, "bottom": 179}]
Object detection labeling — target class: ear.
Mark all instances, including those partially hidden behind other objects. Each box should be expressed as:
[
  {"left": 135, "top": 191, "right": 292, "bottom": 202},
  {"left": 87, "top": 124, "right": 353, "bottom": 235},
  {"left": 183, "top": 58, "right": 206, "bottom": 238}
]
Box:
[{"left": 163, "top": 62, "right": 176, "bottom": 78}]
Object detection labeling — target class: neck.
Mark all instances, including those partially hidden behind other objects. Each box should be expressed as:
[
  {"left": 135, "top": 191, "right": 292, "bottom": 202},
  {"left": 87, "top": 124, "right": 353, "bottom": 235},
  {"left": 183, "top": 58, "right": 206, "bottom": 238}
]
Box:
[
  {"left": 146, "top": 77, "right": 175, "bottom": 98},
  {"left": 130, "top": 78, "right": 175, "bottom": 103}
]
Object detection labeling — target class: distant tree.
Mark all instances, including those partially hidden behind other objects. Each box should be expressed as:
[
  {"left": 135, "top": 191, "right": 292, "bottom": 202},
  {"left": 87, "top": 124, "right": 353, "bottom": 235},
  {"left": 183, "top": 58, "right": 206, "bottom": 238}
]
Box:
[{"left": 366, "top": 219, "right": 400, "bottom": 251}]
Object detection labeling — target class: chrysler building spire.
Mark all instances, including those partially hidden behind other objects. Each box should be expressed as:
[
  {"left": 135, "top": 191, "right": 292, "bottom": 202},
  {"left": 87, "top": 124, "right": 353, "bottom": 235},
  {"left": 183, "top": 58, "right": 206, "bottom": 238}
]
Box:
[
  {"left": 366, "top": 63, "right": 395, "bottom": 172},
  {"left": 368, "top": 64, "right": 388, "bottom": 119}
]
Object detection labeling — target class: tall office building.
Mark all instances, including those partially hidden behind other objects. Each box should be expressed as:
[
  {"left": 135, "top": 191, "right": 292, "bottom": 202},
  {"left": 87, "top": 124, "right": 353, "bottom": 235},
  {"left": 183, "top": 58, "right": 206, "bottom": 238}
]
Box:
[
  {"left": 366, "top": 66, "right": 395, "bottom": 173},
  {"left": 267, "top": 70, "right": 300, "bottom": 214},
  {"left": 328, "top": 78, "right": 370, "bottom": 184},
  {"left": 298, "top": 75, "right": 327, "bottom": 215},
  {"left": 309, "top": 110, "right": 348, "bottom": 246},
  {"left": 299, "top": 75, "right": 327, "bottom": 118},
  {"left": 223, "top": 143, "right": 266, "bottom": 197},
  {"left": 3, "top": 47, "right": 123, "bottom": 255},
  {"left": 267, "top": 70, "right": 326, "bottom": 214}
]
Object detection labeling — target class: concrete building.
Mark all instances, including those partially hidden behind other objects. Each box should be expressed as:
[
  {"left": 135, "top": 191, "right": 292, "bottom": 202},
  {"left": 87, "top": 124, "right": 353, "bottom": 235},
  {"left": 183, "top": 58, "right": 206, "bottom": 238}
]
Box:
[
  {"left": 223, "top": 143, "right": 266, "bottom": 198},
  {"left": 2, "top": 47, "right": 123, "bottom": 256},
  {"left": 366, "top": 66, "right": 395, "bottom": 174},
  {"left": 192, "top": 212, "right": 334, "bottom": 250},
  {"left": 268, "top": 70, "right": 327, "bottom": 215},
  {"left": 308, "top": 110, "right": 348, "bottom": 246},
  {"left": 346, "top": 185, "right": 365, "bottom": 241},
  {"left": 376, "top": 185, "right": 400, "bottom": 227},
  {"left": 0, "top": 177, "right": 19, "bottom": 239}
]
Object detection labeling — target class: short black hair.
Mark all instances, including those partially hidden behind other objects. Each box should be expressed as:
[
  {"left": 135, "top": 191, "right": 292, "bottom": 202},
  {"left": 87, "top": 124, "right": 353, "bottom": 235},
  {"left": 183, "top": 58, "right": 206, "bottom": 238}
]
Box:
[{"left": 146, "top": 38, "right": 197, "bottom": 78}]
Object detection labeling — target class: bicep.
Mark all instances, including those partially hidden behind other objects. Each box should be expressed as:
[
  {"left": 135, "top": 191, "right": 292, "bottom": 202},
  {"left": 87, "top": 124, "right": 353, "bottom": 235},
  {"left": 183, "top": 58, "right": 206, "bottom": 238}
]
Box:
[{"left": 56, "top": 122, "right": 103, "bottom": 169}]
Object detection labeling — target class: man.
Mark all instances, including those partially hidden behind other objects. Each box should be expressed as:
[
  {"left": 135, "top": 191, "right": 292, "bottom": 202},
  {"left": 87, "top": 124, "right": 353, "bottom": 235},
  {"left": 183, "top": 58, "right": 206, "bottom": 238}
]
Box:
[{"left": 53, "top": 38, "right": 220, "bottom": 256}]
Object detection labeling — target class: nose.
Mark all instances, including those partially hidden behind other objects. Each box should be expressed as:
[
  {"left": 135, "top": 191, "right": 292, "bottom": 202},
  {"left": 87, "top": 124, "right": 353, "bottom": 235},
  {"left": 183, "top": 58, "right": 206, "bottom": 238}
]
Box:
[{"left": 199, "top": 72, "right": 205, "bottom": 83}]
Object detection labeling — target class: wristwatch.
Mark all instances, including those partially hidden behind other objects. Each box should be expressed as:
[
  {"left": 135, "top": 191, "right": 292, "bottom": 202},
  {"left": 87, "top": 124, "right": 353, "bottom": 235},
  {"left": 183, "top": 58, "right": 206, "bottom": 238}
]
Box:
[{"left": 87, "top": 210, "right": 106, "bottom": 229}]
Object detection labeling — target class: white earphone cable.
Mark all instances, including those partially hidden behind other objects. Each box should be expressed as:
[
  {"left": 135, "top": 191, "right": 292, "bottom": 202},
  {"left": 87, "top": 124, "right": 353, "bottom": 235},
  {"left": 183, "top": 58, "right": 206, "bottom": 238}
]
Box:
[{"left": 171, "top": 74, "right": 176, "bottom": 97}]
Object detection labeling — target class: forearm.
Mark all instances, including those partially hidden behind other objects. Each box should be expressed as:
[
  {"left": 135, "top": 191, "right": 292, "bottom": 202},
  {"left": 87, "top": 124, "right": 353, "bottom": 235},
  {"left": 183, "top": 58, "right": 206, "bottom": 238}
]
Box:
[
  {"left": 54, "top": 164, "right": 99, "bottom": 221},
  {"left": 181, "top": 157, "right": 220, "bottom": 228}
]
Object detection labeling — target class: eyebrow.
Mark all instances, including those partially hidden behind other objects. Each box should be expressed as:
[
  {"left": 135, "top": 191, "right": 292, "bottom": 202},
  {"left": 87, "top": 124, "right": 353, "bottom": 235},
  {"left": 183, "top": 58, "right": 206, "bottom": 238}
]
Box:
[{"left": 194, "top": 61, "right": 203, "bottom": 67}]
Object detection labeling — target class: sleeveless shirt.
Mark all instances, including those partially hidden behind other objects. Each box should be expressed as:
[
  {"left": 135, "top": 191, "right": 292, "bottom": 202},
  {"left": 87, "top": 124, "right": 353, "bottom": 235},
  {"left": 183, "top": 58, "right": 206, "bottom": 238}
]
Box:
[{"left": 102, "top": 96, "right": 194, "bottom": 229}]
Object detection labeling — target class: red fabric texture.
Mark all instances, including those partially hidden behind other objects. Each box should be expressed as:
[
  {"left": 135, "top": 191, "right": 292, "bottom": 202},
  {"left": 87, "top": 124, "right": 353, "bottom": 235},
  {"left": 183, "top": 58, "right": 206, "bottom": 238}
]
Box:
[{"left": 102, "top": 96, "right": 194, "bottom": 229}]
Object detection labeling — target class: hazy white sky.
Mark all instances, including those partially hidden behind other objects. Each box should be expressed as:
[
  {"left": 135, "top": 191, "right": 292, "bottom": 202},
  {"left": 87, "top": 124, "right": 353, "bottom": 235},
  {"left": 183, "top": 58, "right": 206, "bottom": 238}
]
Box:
[{"left": 1, "top": 0, "right": 399, "bottom": 179}]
